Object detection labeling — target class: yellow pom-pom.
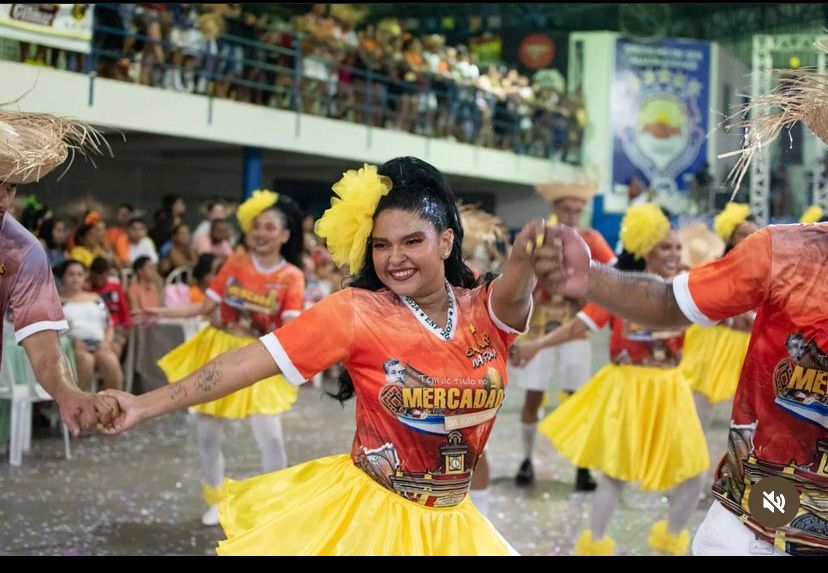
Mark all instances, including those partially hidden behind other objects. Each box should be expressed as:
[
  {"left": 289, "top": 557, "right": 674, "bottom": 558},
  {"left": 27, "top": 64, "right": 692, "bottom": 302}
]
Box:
[
  {"left": 237, "top": 189, "right": 279, "bottom": 233},
  {"left": 574, "top": 530, "right": 616, "bottom": 556},
  {"left": 800, "top": 205, "right": 823, "bottom": 224},
  {"left": 647, "top": 520, "right": 689, "bottom": 556},
  {"left": 619, "top": 203, "right": 670, "bottom": 259},
  {"left": 713, "top": 202, "right": 751, "bottom": 240},
  {"left": 315, "top": 164, "right": 393, "bottom": 274}
]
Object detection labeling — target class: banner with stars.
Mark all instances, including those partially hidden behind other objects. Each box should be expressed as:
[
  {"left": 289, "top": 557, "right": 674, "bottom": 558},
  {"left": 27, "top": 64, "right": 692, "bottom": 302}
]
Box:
[{"left": 611, "top": 38, "right": 711, "bottom": 201}]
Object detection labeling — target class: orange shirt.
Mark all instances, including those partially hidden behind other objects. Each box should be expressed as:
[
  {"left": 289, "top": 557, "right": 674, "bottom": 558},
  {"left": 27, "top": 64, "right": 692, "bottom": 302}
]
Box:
[
  {"left": 578, "top": 303, "right": 684, "bottom": 367},
  {"left": 528, "top": 227, "right": 616, "bottom": 339},
  {"left": 208, "top": 254, "right": 305, "bottom": 336},
  {"left": 260, "top": 281, "right": 526, "bottom": 507},
  {"left": 673, "top": 224, "right": 828, "bottom": 553}
]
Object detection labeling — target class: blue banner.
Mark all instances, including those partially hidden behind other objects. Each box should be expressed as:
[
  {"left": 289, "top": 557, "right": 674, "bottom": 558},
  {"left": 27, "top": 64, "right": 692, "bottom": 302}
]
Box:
[{"left": 611, "top": 38, "right": 711, "bottom": 201}]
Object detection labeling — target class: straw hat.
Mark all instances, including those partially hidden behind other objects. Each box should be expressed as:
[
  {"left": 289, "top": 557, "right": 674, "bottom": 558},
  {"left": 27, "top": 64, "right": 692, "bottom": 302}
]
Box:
[
  {"left": 720, "top": 39, "right": 828, "bottom": 191},
  {"left": 678, "top": 222, "right": 725, "bottom": 269},
  {"left": 534, "top": 176, "right": 598, "bottom": 204},
  {"left": 0, "top": 104, "right": 106, "bottom": 185},
  {"left": 458, "top": 203, "right": 509, "bottom": 271}
]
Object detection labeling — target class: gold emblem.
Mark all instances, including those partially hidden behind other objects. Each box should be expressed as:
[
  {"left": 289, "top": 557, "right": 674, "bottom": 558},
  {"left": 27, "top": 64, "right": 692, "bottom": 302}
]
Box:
[{"left": 0, "top": 263, "right": 5, "bottom": 276}]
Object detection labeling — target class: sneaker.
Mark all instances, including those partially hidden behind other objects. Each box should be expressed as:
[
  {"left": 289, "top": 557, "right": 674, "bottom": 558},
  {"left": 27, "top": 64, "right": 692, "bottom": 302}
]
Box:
[
  {"left": 201, "top": 504, "right": 220, "bottom": 526},
  {"left": 574, "top": 468, "right": 597, "bottom": 492},
  {"left": 515, "top": 458, "right": 535, "bottom": 486}
]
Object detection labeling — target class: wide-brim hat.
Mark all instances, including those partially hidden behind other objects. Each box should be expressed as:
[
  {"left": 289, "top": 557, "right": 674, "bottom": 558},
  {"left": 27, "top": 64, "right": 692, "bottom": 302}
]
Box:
[
  {"left": 0, "top": 106, "right": 106, "bottom": 185},
  {"left": 458, "top": 203, "right": 508, "bottom": 257},
  {"left": 678, "top": 222, "right": 725, "bottom": 269},
  {"left": 534, "top": 177, "right": 598, "bottom": 203},
  {"left": 720, "top": 39, "right": 828, "bottom": 190}
]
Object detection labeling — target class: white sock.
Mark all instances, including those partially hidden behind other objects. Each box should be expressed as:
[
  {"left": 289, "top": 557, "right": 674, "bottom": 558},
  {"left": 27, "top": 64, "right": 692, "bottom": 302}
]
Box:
[
  {"left": 469, "top": 487, "right": 491, "bottom": 516},
  {"left": 521, "top": 422, "right": 538, "bottom": 461}
]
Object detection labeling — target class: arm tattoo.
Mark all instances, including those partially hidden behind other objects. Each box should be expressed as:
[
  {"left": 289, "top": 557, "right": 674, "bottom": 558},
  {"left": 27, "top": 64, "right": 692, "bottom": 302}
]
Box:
[
  {"left": 196, "top": 360, "right": 224, "bottom": 394},
  {"left": 169, "top": 382, "right": 188, "bottom": 403}
]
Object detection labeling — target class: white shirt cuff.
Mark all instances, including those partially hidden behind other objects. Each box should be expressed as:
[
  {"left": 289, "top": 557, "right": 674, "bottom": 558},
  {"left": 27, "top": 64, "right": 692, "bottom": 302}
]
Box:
[
  {"left": 575, "top": 311, "right": 600, "bottom": 332},
  {"left": 487, "top": 280, "right": 532, "bottom": 335},
  {"left": 206, "top": 289, "right": 222, "bottom": 303},
  {"left": 258, "top": 333, "right": 306, "bottom": 386},
  {"left": 672, "top": 272, "right": 718, "bottom": 327},
  {"left": 15, "top": 320, "right": 70, "bottom": 344}
]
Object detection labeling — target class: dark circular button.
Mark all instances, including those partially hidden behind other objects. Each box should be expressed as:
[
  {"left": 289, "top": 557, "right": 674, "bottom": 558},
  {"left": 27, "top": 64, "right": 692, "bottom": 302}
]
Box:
[{"left": 747, "top": 475, "right": 800, "bottom": 529}]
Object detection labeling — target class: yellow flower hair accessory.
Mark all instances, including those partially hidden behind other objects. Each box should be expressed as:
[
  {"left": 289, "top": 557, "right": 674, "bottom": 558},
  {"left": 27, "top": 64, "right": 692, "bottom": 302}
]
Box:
[
  {"left": 315, "top": 163, "right": 392, "bottom": 274},
  {"left": 801, "top": 204, "right": 824, "bottom": 224},
  {"left": 237, "top": 189, "right": 279, "bottom": 233},
  {"left": 619, "top": 203, "right": 671, "bottom": 259},
  {"left": 713, "top": 202, "right": 750, "bottom": 240}
]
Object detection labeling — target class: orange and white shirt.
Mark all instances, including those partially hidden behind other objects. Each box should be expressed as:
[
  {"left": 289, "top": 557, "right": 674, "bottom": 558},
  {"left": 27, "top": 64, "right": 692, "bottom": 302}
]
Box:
[
  {"left": 207, "top": 254, "right": 305, "bottom": 336},
  {"left": 577, "top": 303, "right": 685, "bottom": 367},
  {"left": 673, "top": 224, "right": 828, "bottom": 554},
  {"left": 259, "top": 280, "right": 528, "bottom": 507},
  {"left": 527, "top": 228, "right": 616, "bottom": 340}
]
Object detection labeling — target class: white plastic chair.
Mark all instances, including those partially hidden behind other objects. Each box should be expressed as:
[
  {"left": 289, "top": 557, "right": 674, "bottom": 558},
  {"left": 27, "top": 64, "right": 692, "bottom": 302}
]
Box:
[
  {"left": 165, "top": 265, "right": 192, "bottom": 287},
  {"left": 0, "top": 322, "right": 71, "bottom": 466}
]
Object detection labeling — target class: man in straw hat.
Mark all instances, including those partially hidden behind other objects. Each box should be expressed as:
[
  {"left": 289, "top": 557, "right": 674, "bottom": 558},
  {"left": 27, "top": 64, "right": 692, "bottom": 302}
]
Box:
[
  {"left": 511, "top": 176, "right": 616, "bottom": 492},
  {"left": 0, "top": 105, "right": 118, "bottom": 435},
  {"left": 531, "top": 48, "right": 828, "bottom": 553}
]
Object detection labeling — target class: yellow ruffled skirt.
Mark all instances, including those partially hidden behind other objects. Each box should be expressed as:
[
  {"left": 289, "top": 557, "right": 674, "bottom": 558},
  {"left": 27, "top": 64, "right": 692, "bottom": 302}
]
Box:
[
  {"left": 539, "top": 364, "right": 709, "bottom": 491},
  {"left": 216, "top": 454, "right": 516, "bottom": 556},
  {"left": 680, "top": 324, "right": 750, "bottom": 403},
  {"left": 157, "top": 325, "right": 297, "bottom": 419}
]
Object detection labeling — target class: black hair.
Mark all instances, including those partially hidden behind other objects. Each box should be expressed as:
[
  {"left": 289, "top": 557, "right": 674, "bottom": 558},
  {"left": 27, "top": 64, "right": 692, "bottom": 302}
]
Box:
[
  {"left": 251, "top": 194, "right": 304, "bottom": 269},
  {"left": 128, "top": 217, "right": 147, "bottom": 227},
  {"left": 55, "top": 258, "right": 86, "bottom": 278},
  {"left": 193, "top": 253, "right": 217, "bottom": 283},
  {"left": 329, "top": 157, "right": 475, "bottom": 402},
  {"left": 20, "top": 205, "right": 49, "bottom": 233},
  {"left": 133, "top": 255, "right": 153, "bottom": 273},
  {"left": 39, "top": 217, "right": 64, "bottom": 250},
  {"left": 724, "top": 214, "right": 757, "bottom": 254},
  {"left": 614, "top": 249, "right": 646, "bottom": 272},
  {"left": 89, "top": 256, "right": 110, "bottom": 275},
  {"left": 75, "top": 222, "right": 95, "bottom": 244},
  {"left": 161, "top": 193, "right": 182, "bottom": 212}
]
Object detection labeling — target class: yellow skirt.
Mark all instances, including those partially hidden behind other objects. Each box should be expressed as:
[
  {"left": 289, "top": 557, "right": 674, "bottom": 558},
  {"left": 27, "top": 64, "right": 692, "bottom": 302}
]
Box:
[
  {"left": 157, "top": 325, "right": 297, "bottom": 419},
  {"left": 538, "top": 364, "right": 709, "bottom": 491},
  {"left": 680, "top": 324, "right": 750, "bottom": 403},
  {"left": 216, "top": 454, "right": 516, "bottom": 556}
]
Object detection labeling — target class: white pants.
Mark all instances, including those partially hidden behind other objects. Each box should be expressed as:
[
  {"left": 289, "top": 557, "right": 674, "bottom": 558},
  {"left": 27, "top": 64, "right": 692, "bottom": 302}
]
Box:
[
  {"left": 512, "top": 339, "right": 592, "bottom": 393},
  {"left": 692, "top": 501, "right": 789, "bottom": 556}
]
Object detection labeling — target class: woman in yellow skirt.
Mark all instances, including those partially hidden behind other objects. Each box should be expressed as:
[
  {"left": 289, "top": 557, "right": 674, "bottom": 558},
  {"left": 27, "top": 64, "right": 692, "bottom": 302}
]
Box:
[
  {"left": 679, "top": 211, "right": 755, "bottom": 431},
  {"left": 142, "top": 190, "right": 306, "bottom": 526},
  {"left": 512, "top": 204, "right": 709, "bottom": 556},
  {"left": 100, "top": 157, "right": 544, "bottom": 555}
]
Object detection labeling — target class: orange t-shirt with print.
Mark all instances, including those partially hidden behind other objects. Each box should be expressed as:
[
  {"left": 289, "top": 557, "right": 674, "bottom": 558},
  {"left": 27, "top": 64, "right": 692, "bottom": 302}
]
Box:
[
  {"left": 673, "top": 224, "right": 828, "bottom": 554},
  {"left": 577, "top": 303, "right": 684, "bottom": 367},
  {"left": 260, "top": 280, "right": 526, "bottom": 507},
  {"left": 207, "top": 254, "right": 305, "bottom": 336}
]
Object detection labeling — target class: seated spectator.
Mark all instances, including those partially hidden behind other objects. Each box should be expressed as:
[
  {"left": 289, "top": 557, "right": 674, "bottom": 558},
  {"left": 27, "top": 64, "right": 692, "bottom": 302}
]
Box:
[
  {"left": 192, "top": 219, "right": 233, "bottom": 258},
  {"left": 38, "top": 217, "right": 68, "bottom": 269},
  {"left": 127, "top": 217, "right": 159, "bottom": 264},
  {"left": 127, "top": 256, "right": 164, "bottom": 316},
  {"left": 159, "top": 223, "right": 197, "bottom": 276},
  {"left": 192, "top": 199, "right": 228, "bottom": 241},
  {"left": 88, "top": 256, "right": 131, "bottom": 358},
  {"left": 165, "top": 253, "right": 218, "bottom": 309},
  {"left": 106, "top": 203, "right": 136, "bottom": 262},
  {"left": 55, "top": 260, "right": 124, "bottom": 392},
  {"left": 69, "top": 223, "right": 108, "bottom": 268}
]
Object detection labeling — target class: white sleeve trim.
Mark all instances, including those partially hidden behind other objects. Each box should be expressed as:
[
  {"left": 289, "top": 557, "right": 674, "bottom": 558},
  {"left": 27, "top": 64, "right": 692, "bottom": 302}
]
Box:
[
  {"left": 258, "top": 333, "right": 306, "bottom": 387},
  {"left": 487, "top": 280, "right": 532, "bottom": 335},
  {"left": 672, "top": 272, "right": 718, "bottom": 327},
  {"left": 15, "top": 320, "right": 69, "bottom": 344},
  {"left": 206, "top": 289, "right": 222, "bottom": 303},
  {"left": 282, "top": 310, "right": 301, "bottom": 319},
  {"left": 575, "top": 311, "right": 600, "bottom": 333}
]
